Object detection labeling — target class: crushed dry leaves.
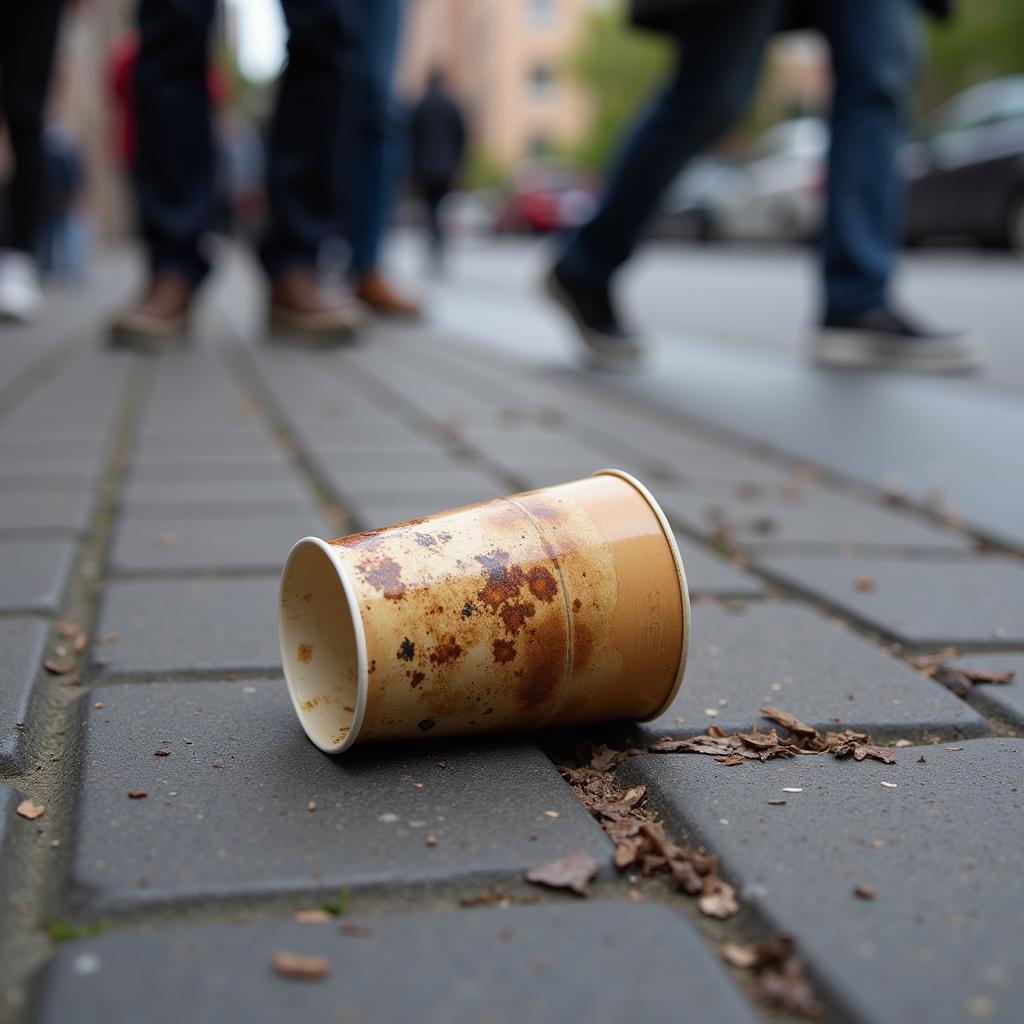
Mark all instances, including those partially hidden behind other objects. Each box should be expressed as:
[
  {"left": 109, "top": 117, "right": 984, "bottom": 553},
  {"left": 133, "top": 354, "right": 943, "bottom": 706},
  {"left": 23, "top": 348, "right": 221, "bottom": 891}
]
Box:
[
  {"left": 271, "top": 950, "right": 330, "bottom": 980},
  {"left": 649, "top": 706, "right": 897, "bottom": 766},
  {"left": 911, "top": 650, "right": 1016, "bottom": 698},
  {"left": 525, "top": 849, "right": 599, "bottom": 896},
  {"left": 43, "top": 658, "right": 76, "bottom": 676},
  {"left": 16, "top": 799, "right": 45, "bottom": 820},
  {"left": 558, "top": 744, "right": 737, "bottom": 920},
  {"left": 294, "top": 909, "right": 331, "bottom": 924},
  {"left": 127, "top": 789, "right": 147, "bottom": 799}
]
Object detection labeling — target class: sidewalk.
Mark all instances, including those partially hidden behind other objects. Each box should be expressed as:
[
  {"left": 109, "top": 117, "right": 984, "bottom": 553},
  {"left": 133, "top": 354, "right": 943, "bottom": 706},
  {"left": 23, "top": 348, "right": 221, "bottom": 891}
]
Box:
[{"left": 1, "top": 248, "right": 1022, "bottom": 1024}]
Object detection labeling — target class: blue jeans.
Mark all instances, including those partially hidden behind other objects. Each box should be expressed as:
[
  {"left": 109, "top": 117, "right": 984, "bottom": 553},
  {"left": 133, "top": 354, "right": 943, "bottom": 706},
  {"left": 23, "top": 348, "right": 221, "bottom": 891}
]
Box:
[
  {"left": 559, "top": 0, "right": 920, "bottom": 321},
  {"left": 135, "top": 0, "right": 362, "bottom": 284},
  {"left": 347, "top": 0, "right": 406, "bottom": 276}
]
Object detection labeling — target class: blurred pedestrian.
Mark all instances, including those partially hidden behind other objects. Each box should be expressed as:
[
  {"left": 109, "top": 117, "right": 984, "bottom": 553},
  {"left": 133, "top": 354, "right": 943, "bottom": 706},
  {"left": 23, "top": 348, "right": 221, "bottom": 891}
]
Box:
[
  {"left": 40, "top": 121, "right": 88, "bottom": 280},
  {"left": 0, "top": 0, "right": 64, "bottom": 323},
  {"left": 411, "top": 69, "right": 466, "bottom": 271},
  {"left": 546, "top": 0, "right": 984, "bottom": 373},
  {"left": 109, "top": 0, "right": 365, "bottom": 349},
  {"left": 346, "top": 0, "right": 420, "bottom": 318}
]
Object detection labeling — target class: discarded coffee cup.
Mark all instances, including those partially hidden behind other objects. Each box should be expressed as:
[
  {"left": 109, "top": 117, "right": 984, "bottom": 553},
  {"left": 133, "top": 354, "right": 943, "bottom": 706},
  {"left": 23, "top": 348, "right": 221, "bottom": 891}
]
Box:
[{"left": 279, "top": 470, "right": 689, "bottom": 753}]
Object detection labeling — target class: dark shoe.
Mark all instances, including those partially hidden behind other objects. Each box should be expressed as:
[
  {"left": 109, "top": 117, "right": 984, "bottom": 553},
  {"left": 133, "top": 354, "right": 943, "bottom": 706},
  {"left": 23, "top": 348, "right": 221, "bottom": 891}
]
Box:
[
  {"left": 544, "top": 263, "right": 642, "bottom": 370},
  {"left": 814, "top": 308, "right": 985, "bottom": 372},
  {"left": 109, "top": 271, "right": 193, "bottom": 350},
  {"left": 355, "top": 270, "right": 421, "bottom": 319},
  {"left": 269, "top": 267, "right": 367, "bottom": 345}
]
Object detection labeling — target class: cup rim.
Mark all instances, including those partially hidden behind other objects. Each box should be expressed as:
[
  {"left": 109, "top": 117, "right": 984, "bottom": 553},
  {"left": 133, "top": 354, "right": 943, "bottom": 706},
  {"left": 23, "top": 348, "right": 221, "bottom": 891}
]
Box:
[
  {"left": 279, "top": 535, "right": 369, "bottom": 754},
  {"left": 592, "top": 469, "right": 691, "bottom": 721}
]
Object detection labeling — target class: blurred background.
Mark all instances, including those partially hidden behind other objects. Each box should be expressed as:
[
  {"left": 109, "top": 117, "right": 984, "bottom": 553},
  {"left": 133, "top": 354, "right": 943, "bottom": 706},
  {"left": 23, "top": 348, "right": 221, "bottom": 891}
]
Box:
[{"left": 4, "top": 0, "right": 1022, "bottom": 256}]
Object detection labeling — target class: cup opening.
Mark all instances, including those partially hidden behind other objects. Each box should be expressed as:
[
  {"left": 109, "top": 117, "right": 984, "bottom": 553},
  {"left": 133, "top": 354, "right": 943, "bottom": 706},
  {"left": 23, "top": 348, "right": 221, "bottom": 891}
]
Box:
[{"left": 279, "top": 537, "right": 367, "bottom": 753}]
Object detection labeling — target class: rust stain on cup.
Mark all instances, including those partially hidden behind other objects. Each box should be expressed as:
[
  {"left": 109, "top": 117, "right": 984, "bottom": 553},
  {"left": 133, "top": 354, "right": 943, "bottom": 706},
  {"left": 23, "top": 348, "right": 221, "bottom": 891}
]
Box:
[{"left": 279, "top": 470, "right": 690, "bottom": 753}]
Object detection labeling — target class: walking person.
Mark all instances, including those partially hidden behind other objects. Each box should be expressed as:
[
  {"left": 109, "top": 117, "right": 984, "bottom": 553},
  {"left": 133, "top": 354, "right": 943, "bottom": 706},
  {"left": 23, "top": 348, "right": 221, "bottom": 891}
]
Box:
[
  {"left": 347, "top": 0, "right": 420, "bottom": 318},
  {"left": 0, "top": 0, "right": 65, "bottom": 323},
  {"left": 109, "top": 0, "right": 365, "bottom": 349},
  {"left": 546, "top": 0, "right": 984, "bottom": 373},
  {"left": 410, "top": 69, "right": 466, "bottom": 271}
]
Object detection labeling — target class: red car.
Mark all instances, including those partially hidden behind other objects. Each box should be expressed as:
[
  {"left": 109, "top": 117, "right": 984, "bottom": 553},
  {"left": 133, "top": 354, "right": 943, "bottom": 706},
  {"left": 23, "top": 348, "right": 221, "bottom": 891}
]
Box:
[{"left": 494, "top": 161, "right": 597, "bottom": 234}]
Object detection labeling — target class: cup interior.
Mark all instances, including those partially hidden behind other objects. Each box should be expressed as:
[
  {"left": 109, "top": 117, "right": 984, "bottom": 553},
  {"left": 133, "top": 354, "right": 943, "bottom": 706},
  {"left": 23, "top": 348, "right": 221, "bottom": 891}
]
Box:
[{"left": 279, "top": 538, "right": 365, "bottom": 752}]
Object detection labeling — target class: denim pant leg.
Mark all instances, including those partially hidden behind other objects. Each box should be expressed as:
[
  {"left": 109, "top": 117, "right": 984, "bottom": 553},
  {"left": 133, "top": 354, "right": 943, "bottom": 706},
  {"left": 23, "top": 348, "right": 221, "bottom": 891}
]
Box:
[
  {"left": 0, "top": 0, "right": 63, "bottom": 256},
  {"left": 348, "top": 0, "right": 406, "bottom": 276},
  {"left": 260, "top": 0, "right": 363, "bottom": 277},
  {"left": 135, "top": 0, "right": 216, "bottom": 284},
  {"left": 819, "top": 0, "right": 920, "bottom": 319},
  {"left": 558, "top": 0, "right": 779, "bottom": 286}
]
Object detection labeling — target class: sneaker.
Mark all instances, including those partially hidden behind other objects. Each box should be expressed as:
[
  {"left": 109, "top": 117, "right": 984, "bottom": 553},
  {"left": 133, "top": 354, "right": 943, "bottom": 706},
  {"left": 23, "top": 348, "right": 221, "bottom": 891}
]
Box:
[
  {"left": 544, "top": 263, "right": 642, "bottom": 370},
  {"left": 814, "top": 308, "right": 985, "bottom": 372},
  {"left": 269, "top": 267, "right": 367, "bottom": 345},
  {"left": 355, "top": 270, "right": 421, "bottom": 319},
  {"left": 0, "top": 250, "right": 43, "bottom": 323},
  {"left": 109, "top": 271, "right": 194, "bottom": 351}
]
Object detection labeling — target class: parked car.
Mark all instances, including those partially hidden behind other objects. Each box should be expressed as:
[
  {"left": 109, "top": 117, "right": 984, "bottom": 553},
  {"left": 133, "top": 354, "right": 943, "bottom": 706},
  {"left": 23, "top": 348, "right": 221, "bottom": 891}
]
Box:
[
  {"left": 660, "top": 118, "right": 828, "bottom": 244},
  {"left": 493, "top": 160, "right": 597, "bottom": 234},
  {"left": 904, "top": 76, "right": 1024, "bottom": 250}
]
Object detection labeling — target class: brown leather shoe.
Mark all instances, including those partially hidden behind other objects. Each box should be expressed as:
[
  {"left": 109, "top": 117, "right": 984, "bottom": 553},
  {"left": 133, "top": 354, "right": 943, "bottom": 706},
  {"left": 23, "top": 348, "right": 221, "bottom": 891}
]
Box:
[
  {"left": 268, "top": 267, "right": 367, "bottom": 343},
  {"left": 355, "top": 270, "right": 421, "bottom": 319},
  {"left": 109, "top": 271, "right": 194, "bottom": 350}
]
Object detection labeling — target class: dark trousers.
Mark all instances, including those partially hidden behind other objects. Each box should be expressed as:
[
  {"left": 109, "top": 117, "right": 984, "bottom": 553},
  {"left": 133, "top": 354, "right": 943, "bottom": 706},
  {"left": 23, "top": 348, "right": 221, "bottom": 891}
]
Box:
[
  {"left": 422, "top": 182, "right": 448, "bottom": 257},
  {"left": 0, "top": 0, "right": 64, "bottom": 255},
  {"left": 559, "top": 0, "right": 920, "bottom": 320},
  {"left": 135, "top": 0, "right": 361, "bottom": 284}
]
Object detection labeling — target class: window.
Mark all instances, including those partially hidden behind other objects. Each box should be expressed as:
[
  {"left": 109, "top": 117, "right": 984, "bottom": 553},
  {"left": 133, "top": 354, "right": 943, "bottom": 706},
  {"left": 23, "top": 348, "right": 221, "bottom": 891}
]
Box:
[
  {"left": 527, "top": 0, "right": 557, "bottom": 27},
  {"left": 529, "top": 64, "right": 555, "bottom": 101}
]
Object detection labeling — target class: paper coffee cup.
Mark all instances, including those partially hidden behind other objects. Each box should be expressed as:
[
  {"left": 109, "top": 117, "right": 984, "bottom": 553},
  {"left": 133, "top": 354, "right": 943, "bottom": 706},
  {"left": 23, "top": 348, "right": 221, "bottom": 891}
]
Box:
[{"left": 279, "top": 470, "right": 689, "bottom": 752}]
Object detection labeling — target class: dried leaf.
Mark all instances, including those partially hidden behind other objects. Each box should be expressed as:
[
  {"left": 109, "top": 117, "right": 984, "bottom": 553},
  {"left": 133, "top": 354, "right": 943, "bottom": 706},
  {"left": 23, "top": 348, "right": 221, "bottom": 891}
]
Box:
[
  {"left": 853, "top": 575, "right": 876, "bottom": 592},
  {"left": 294, "top": 909, "right": 331, "bottom": 924},
  {"left": 853, "top": 884, "right": 876, "bottom": 900},
  {"left": 44, "top": 658, "right": 76, "bottom": 676},
  {"left": 751, "top": 957, "right": 823, "bottom": 1018},
  {"left": 759, "top": 706, "right": 818, "bottom": 738},
  {"left": 272, "top": 951, "right": 330, "bottom": 980},
  {"left": 525, "top": 849, "right": 599, "bottom": 896},
  {"left": 127, "top": 789, "right": 147, "bottom": 799},
  {"left": 16, "top": 799, "right": 45, "bottom": 820},
  {"left": 699, "top": 880, "right": 739, "bottom": 919},
  {"left": 721, "top": 936, "right": 792, "bottom": 970}
]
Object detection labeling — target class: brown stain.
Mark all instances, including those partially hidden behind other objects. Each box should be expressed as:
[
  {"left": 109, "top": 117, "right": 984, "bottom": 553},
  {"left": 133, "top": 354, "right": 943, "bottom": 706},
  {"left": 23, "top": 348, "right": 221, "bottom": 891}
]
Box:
[
  {"left": 368, "top": 659, "right": 376, "bottom": 674},
  {"left": 517, "top": 642, "right": 564, "bottom": 711},
  {"left": 492, "top": 639, "right": 516, "bottom": 664},
  {"left": 302, "top": 592, "right": 313, "bottom": 603},
  {"left": 461, "top": 601, "right": 476, "bottom": 618},
  {"left": 297, "top": 643, "right": 313, "bottom": 664},
  {"left": 410, "top": 670, "right": 426, "bottom": 688},
  {"left": 397, "top": 637, "right": 415, "bottom": 661},
  {"left": 572, "top": 622, "right": 594, "bottom": 672},
  {"left": 528, "top": 504, "right": 561, "bottom": 523},
  {"left": 429, "top": 634, "right": 464, "bottom": 666},
  {"left": 418, "top": 718, "right": 436, "bottom": 732},
  {"left": 572, "top": 598, "right": 582, "bottom": 612},
  {"left": 526, "top": 566, "right": 558, "bottom": 603},
  {"left": 355, "top": 555, "right": 406, "bottom": 601}
]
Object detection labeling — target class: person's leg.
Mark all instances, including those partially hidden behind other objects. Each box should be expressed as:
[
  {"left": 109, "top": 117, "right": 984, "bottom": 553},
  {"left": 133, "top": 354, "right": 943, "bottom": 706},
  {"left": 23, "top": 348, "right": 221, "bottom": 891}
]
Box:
[
  {"left": 0, "top": 0, "right": 63, "bottom": 256},
  {"left": 348, "top": 0, "right": 404, "bottom": 276},
  {"left": 558, "top": 0, "right": 778, "bottom": 287},
  {"left": 134, "top": 0, "right": 217, "bottom": 285},
  {"left": 260, "top": 0, "right": 362, "bottom": 277},
  {"left": 818, "top": 0, "right": 919, "bottom": 319}
]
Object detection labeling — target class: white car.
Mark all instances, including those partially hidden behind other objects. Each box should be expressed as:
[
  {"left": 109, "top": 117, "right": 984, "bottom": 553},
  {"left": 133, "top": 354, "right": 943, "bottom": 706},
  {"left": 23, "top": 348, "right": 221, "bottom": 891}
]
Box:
[{"left": 669, "top": 118, "right": 828, "bottom": 243}]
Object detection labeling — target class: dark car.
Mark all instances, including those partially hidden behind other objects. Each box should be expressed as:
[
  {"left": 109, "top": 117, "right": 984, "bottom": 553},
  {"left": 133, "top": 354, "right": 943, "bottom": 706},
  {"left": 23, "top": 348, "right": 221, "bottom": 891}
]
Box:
[{"left": 904, "top": 76, "right": 1024, "bottom": 249}]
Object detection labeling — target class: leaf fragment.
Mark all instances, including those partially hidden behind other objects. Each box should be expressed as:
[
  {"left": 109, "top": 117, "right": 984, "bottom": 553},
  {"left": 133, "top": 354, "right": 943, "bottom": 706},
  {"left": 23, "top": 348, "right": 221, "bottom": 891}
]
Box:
[{"left": 525, "top": 849, "right": 599, "bottom": 896}]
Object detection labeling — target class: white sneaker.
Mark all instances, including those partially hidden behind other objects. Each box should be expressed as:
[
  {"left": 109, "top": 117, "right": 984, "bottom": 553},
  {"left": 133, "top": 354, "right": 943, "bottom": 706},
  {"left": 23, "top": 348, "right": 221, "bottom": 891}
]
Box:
[{"left": 0, "top": 250, "right": 43, "bottom": 323}]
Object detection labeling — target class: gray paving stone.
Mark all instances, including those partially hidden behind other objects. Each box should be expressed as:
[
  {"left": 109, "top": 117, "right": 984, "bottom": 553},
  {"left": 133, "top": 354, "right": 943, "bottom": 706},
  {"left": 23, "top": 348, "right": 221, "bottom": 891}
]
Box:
[
  {"left": 621, "top": 739, "right": 1024, "bottom": 1024},
  {"left": 66, "top": 682, "right": 610, "bottom": 914},
  {"left": 946, "top": 654, "right": 1024, "bottom": 731},
  {"left": 346, "top": 488, "right": 511, "bottom": 532},
  {"left": 0, "top": 783, "right": 24, "bottom": 860},
  {"left": 656, "top": 480, "right": 970, "bottom": 552},
  {"left": 0, "top": 457, "right": 102, "bottom": 481},
  {"left": 675, "top": 539, "right": 765, "bottom": 598},
  {"left": 94, "top": 577, "right": 281, "bottom": 676},
  {"left": 0, "top": 484, "right": 95, "bottom": 534},
  {"left": 128, "top": 456, "right": 295, "bottom": 483},
  {"left": 457, "top": 427, "right": 621, "bottom": 473},
  {"left": 109, "top": 513, "right": 327, "bottom": 574},
  {"left": 0, "top": 538, "right": 77, "bottom": 614},
  {"left": 638, "top": 603, "right": 987, "bottom": 741},
  {"left": 756, "top": 555, "right": 1024, "bottom": 646},
  {"left": 322, "top": 463, "right": 503, "bottom": 500},
  {"left": 307, "top": 447, "right": 460, "bottom": 478},
  {"left": 132, "top": 433, "right": 285, "bottom": 462},
  {"left": 0, "top": 618, "right": 48, "bottom": 773},
  {"left": 31, "top": 903, "right": 759, "bottom": 1024},
  {"left": 119, "top": 477, "right": 316, "bottom": 518}
]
